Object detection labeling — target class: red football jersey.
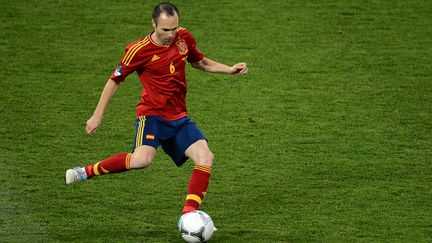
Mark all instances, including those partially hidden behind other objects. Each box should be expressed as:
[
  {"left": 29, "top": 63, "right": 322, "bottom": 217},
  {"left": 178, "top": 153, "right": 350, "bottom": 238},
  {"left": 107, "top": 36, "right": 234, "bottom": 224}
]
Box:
[{"left": 110, "top": 27, "right": 204, "bottom": 120}]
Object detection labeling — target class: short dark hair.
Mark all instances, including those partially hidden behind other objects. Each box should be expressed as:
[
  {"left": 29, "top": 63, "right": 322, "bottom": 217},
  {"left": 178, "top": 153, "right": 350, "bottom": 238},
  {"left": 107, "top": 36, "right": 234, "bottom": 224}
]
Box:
[{"left": 152, "top": 2, "right": 179, "bottom": 23}]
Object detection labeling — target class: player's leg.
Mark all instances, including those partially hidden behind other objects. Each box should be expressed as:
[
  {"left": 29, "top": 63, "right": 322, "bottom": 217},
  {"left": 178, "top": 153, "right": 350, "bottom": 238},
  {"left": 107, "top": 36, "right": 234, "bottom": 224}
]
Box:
[
  {"left": 182, "top": 140, "right": 214, "bottom": 214},
  {"left": 65, "top": 116, "right": 158, "bottom": 185},
  {"left": 84, "top": 144, "right": 156, "bottom": 177},
  {"left": 158, "top": 117, "right": 213, "bottom": 214},
  {"left": 65, "top": 145, "right": 156, "bottom": 185},
  {"left": 65, "top": 152, "right": 133, "bottom": 185}
]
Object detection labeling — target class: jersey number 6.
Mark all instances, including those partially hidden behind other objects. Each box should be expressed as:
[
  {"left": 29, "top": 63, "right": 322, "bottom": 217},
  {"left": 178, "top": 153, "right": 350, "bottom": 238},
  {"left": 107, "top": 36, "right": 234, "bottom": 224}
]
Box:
[{"left": 170, "top": 62, "right": 175, "bottom": 74}]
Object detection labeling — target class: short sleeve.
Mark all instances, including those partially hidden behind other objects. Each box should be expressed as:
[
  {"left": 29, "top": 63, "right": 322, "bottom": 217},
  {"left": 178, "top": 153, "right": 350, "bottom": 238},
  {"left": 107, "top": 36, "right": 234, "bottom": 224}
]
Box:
[{"left": 110, "top": 39, "right": 148, "bottom": 83}]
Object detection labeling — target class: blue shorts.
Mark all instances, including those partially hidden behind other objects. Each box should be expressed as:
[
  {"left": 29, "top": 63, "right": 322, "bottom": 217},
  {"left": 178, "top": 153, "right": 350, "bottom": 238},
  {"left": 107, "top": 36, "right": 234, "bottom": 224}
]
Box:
[{"left": 132, "top": 116, "right": 206, "bottom": 166}]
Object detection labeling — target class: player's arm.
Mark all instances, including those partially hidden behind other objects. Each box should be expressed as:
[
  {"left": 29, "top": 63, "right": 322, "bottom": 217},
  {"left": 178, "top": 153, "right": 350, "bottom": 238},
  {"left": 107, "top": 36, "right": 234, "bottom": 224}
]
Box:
[
  {"left": 190, "top": 57, "right": 248, "bottom": 75},
  {"left": 86, "top": 78, "right": 119, "bottom": 135}
]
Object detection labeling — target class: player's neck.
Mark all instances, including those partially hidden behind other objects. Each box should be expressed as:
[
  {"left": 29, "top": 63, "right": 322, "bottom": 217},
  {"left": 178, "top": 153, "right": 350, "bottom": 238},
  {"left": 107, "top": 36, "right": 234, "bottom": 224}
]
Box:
[{"left": 150, "top": 32, "right": 164, "bottom": 46}]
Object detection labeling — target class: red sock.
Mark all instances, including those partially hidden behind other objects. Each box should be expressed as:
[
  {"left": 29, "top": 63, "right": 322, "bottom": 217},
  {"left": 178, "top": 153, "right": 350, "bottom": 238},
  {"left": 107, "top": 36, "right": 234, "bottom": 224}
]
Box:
[
  {"left": 84, "top": 153, "right": 132, "bottom": 178},
  {"left": 182, "top": 165, "right": 212, "bottom": 214}
]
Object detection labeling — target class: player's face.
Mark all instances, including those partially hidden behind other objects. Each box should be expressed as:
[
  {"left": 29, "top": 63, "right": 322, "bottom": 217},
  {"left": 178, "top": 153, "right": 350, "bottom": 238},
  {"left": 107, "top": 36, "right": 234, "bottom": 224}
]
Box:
[{"left": 152, "top": 13, "right": 179, "bottom": 45}]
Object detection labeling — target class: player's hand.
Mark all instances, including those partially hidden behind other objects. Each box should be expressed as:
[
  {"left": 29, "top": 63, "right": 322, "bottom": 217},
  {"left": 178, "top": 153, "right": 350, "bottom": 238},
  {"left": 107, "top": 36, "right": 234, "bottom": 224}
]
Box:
[
  {"left": 230, "top": 63, "right": 248, "bottom": 75},
  {"left": 86, "top": 115, "right": 102, "bottom": 135}
]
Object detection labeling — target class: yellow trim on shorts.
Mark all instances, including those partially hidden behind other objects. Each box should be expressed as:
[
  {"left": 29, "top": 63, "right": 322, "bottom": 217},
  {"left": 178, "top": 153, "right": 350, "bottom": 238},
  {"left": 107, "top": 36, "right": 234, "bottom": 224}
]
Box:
[{"left": 135, "top": 116, "right": 146, "bottom": 148}]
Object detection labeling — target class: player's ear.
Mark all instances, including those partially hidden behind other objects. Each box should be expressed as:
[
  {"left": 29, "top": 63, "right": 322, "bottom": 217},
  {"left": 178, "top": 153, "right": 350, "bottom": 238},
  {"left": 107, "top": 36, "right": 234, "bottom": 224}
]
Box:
[{"left": 152, "top": 18, "right": 157, "bottom": 28}]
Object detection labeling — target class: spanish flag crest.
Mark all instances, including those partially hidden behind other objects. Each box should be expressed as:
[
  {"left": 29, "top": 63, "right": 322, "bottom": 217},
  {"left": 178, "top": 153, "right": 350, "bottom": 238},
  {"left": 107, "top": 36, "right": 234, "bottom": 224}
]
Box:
[{"left": 176, "top": 39, "right": 188, "bottom": 55}]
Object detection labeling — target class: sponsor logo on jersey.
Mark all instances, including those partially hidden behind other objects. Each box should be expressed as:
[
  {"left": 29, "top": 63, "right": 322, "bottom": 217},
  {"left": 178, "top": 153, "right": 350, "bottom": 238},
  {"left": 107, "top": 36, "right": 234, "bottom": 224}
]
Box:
[
  {"left": 146, "top": 134, "right": 155, "bottom": 140},
  {"left": 151, "top": 54, "right": 160, "bottom": 61}
]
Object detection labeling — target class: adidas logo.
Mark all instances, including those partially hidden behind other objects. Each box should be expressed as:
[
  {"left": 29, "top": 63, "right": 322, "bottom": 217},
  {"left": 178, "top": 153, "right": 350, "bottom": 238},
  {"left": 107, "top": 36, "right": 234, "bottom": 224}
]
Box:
[{"left": 151, "top": 55, "right": 160, "bottom": 61}]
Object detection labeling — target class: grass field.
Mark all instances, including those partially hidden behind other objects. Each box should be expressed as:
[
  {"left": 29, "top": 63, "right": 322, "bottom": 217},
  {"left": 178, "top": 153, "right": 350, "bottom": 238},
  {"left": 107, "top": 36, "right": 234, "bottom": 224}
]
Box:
[{"left": 1, "top": 0, "right": 431, "bottom": 242}]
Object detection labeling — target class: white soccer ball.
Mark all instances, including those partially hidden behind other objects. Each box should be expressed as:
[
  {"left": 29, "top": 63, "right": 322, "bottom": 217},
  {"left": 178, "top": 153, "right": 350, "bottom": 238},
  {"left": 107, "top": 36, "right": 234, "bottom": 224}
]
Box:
[{"left": 178, "top": 210, "right": 216, "bottom": 242}]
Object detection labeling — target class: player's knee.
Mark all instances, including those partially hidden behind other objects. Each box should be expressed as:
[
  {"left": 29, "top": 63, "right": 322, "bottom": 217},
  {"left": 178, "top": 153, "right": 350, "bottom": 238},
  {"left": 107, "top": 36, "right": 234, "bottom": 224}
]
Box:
[
  {"left": 130, "top": 151, "right": 154, "bottom": 169},
  {"left": 130, "top": 145, "right": 156, "bottom": 169},
  {"left": 195, "top": 151, "right": 214, "bottom": 167}
]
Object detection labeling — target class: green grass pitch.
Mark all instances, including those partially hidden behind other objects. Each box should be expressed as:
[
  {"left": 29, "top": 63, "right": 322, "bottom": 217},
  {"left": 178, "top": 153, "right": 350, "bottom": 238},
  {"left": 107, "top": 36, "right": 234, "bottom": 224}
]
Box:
[{"left": 1, "top": 0, "right": 431, "bottom": 242}]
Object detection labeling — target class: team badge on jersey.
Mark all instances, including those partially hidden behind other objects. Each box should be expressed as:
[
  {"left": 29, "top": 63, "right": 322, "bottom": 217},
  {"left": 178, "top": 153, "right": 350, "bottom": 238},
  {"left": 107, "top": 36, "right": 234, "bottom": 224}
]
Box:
[
  {"left": 176, "top": 39, "right": 188, "bottom": 55},
  {"left": 114, "top": 65, "right": 122, "bottom": 76}
]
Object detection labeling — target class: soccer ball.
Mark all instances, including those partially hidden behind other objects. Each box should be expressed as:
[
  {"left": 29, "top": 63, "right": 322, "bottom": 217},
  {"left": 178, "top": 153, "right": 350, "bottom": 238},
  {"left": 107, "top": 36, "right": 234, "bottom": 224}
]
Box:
[{"left": 178, "top": 210, "right": 216, "bottom": 242}]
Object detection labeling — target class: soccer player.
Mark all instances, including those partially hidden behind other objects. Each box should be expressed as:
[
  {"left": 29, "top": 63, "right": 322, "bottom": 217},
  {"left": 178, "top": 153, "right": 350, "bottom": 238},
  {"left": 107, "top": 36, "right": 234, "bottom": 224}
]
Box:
[{"left": 65, "top": 2, "right": 248, "bottom": 215}]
